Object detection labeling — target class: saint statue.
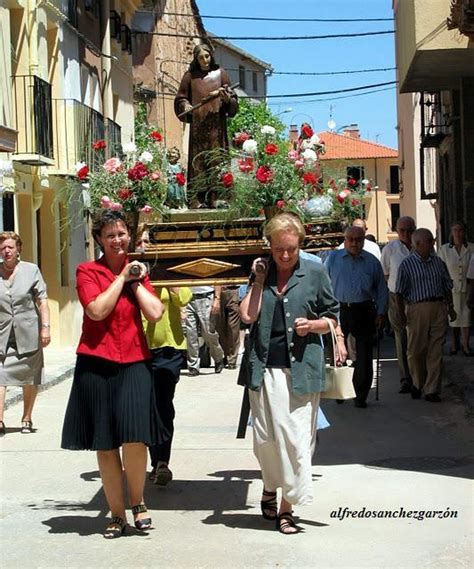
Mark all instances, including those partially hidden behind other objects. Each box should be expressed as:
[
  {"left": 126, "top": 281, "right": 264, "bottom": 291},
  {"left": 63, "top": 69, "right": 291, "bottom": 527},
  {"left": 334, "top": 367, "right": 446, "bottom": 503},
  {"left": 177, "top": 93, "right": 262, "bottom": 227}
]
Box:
[{"left": 174, "top": 43, "right": 238, "bottom": 207}]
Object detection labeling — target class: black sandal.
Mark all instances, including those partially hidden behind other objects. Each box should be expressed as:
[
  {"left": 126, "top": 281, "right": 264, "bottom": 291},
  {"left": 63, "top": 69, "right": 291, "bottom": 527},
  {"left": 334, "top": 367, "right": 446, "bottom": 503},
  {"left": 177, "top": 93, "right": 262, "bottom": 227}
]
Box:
[
  {"left": 131, "top": 504, "right": 152, "bottom": 530},
  {"left": 276, "top": 512, "right": 300, "bottom": 535},
  {"left": 103, "top": 516, "right": 126, "bottom": 539},
  {"left": 21, "top": 421, "right": 33, "bottom": 434},
  {"left": 260, "top": 489, "right": 278, "bottom": 520}
]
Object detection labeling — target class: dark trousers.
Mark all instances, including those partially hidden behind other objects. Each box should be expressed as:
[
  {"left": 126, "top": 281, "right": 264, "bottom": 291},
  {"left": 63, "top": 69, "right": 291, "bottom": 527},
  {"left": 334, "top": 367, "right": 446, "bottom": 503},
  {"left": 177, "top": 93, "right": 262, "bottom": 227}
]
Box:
[
  {"left": 215, "top": 287, "right": 241, "bottom": 366},
  {"left": 340, "top": 302, "right": 376, "bottom": 403},
  {"left": 149, "top": 348, "right": 184, "bottom": 467}
]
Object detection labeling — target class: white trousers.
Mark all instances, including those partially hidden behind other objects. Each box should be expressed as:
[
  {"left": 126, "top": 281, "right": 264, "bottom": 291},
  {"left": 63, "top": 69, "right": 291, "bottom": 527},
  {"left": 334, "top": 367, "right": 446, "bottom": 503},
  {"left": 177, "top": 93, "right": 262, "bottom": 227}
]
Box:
[{"left": 249, "top": 367, "right": 320, "bottom": 506}]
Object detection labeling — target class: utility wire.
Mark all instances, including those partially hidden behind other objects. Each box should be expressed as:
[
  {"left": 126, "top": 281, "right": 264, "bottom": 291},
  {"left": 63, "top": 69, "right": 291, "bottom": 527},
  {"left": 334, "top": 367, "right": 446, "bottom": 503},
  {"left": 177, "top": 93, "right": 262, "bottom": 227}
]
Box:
[
  {"left": 243, "top": 81, "right": 398, "bottom": 99},
  {"left": 133, "top": 30, "right": 395, "bottom": 41},
  {"left": 160, "top": 12, "right": 394, "bottom": 23},
  {"left": 269, "top": 86, "right": 397, "bottom": 105}
]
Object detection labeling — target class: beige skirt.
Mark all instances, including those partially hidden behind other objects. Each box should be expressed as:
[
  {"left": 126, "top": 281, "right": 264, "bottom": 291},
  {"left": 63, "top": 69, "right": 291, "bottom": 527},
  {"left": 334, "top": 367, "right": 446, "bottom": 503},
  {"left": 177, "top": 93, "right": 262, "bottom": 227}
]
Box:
[
  {"left": 0, "top": 342, "right": 44, "bottom": 386},
  {"left": 249, "top": 367, "right": 320, "bottom": 506},
  {"left": 450, "top": 292, "right": 471, "bottom": 328}
]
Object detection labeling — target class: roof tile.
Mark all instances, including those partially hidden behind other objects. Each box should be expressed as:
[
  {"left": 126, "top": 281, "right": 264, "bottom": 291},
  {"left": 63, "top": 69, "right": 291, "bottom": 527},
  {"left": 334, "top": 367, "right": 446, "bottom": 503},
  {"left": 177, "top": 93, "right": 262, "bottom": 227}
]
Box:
[{"left": 317, "top": 131, "right": 398, "bottom": 160}]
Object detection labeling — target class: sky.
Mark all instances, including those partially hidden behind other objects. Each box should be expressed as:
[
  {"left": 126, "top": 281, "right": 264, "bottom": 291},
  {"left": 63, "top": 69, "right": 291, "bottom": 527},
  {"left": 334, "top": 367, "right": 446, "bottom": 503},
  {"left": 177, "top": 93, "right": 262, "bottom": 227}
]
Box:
[{"left": 194, "top": 0, "right": 398, "bottom": 149}]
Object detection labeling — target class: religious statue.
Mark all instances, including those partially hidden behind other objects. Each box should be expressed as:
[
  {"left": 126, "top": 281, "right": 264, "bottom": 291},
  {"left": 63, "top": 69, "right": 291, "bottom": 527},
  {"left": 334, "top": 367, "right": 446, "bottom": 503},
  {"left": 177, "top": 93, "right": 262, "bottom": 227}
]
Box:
[
  {"left": 174, "top": 43, "right": 238, "bottom": 208},
  {"left": 166, "top": 146, "right": 187, "bottom": 209}
]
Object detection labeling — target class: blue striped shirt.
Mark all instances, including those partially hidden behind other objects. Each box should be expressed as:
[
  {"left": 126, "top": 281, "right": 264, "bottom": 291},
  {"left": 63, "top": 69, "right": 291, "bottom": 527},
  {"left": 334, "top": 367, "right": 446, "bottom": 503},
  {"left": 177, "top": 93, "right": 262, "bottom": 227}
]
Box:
[
  {"left": 325, "top": 249, "right": 388, "bottom": 315},
  {"left": 395, "top": 251, "right": 453, "bottom": 303}
]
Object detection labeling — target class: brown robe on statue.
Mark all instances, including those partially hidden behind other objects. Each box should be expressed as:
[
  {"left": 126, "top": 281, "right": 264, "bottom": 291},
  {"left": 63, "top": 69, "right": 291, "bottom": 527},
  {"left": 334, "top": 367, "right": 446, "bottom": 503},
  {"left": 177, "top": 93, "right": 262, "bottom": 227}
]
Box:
[{"left": 174, "top": 67, "right": 238, "bottom": 206}]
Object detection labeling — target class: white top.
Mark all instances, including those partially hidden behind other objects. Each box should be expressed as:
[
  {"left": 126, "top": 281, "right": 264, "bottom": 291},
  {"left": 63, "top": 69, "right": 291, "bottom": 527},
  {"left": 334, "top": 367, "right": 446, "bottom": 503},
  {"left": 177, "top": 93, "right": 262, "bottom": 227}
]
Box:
[
  {"left": 191, "top": 286, "right": 214, "bottom": 294},
  {"left": 380, "top": 239, "right": 411, "bottom": 293},
  {"left": 467, "top": 255, "right": 474, "bottom": 280},
  {"left": 438, "top": 243, "right": 474, "bottom": 294},
  {"left": 337, "top": 238, "right": 381, "bottom": 261}
]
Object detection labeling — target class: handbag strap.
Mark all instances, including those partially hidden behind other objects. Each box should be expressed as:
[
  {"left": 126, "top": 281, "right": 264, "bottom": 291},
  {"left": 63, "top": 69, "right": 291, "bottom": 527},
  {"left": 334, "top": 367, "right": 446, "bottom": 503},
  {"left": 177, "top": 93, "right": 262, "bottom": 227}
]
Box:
[{"left": 322, "top": 316, "right": 339, "bottom": 367}]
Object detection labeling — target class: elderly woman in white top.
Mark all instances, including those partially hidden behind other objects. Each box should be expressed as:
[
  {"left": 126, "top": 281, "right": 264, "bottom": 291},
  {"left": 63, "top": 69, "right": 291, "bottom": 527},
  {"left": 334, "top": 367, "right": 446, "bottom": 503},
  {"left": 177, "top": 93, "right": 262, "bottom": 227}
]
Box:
[
  {"left": 0, "top": 231, "right": 51, "bottom": 436},
  {"left": 438, "top": 221, "right": 473, "bottom": 356}
]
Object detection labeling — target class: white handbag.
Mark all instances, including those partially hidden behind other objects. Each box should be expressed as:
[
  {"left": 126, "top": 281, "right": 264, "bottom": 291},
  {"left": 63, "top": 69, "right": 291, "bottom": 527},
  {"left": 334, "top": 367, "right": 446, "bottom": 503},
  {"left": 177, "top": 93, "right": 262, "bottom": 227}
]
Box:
[{"left": 321, "top": 317, "right": 356, "bottom": 400}]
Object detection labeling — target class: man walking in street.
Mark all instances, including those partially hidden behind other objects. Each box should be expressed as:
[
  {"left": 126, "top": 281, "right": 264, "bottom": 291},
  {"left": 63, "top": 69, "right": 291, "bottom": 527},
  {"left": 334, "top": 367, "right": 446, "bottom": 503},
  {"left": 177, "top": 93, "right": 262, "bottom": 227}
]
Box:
[
  {"left": 395, "top": 228, "right": 455, "bottom": 403},
  {"left": 337, "top": 218, "right": 381, "bottom": 260},
  {"left": 380, "top": 216, "right": 416, "bottom": 394},
  {"left": 326, "top": 226, "right": 388, "bottom": 408}
]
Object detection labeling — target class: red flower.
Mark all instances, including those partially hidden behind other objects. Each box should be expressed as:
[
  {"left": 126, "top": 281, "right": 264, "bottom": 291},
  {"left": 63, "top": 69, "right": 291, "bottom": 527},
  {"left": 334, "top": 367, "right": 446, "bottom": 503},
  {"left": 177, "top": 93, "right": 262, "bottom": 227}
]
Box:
[
  {"left": 256, "top": 165, "right": 273, "bottom": 184},
  {"left": 276, "top": 200, "right": 285, "bottom": 209},
  {"left": 234, "top": 132, "right": 250, "bottom": 146},
  {"left": 348, "top": 177, "right": 357, "bottom": 186},
  {"left": 302, "top": 125, "right": 313, "bottom": 138},
  {"left": 264, "top": 143, "right": 278, "bottom": 155},
  {"left": 92, "top": 139, "right": 106, "bottom": 150},
  {"left": 336, "top": 194, "right": 345, "bottom": 204},
  {"left": 127, "top": 162, "right": 149, "bottom": 181},
  {"left": 303, "top": 172, "right": 318, "bottom": 186},
  {"left": 150, "top": 131, "right": 163, "bottom": 142},
  {"left": 176, "top": 172, "right": 186, "bottom": 186},
  {"left": 238, "top": 157, "right": 254, "bottom": 173},
  {"left": 365, "top": 183, "right": 372, "bottom": 192},
  {"left": 118, "top": 188, "right": 133, "bottom": 200},
  {"left": 351, "top": 199, "right": 361, "bottom": 206},
  {"left": 77, "top": 165, "right": 89, "bottom": 180},
  {"left": 221, "top": 172, "right": 234, "bottom": 188}
]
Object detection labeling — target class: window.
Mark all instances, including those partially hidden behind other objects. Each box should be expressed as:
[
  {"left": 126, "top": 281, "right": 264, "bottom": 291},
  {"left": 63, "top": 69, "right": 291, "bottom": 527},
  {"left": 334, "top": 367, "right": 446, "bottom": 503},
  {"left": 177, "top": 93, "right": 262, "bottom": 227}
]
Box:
[
  {"left": 389, "top": 165, "right": 400, "bottom": 194},
  {"left": 252, "top": 71, "right": 258, "bottom": 92},
  {"left": 390, "top": 204, "right": 400, "bottom": 231},
  {"left": 239, "top": 65, "right": 246, "bottom": 90},
  {"left": 2, "top": 192, "right": 15, "bottom": 231},
  {"left": 347, "top": 166, "right": 364, "bottom": 188}
]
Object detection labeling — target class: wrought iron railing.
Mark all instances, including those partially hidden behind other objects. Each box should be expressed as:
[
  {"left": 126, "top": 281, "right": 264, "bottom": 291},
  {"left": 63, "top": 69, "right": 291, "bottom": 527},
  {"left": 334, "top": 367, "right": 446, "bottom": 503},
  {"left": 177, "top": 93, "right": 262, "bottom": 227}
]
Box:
[
  {"left": 12, "top": 75, "right": 53, "bottom": 162},
  {"left": 52, "top": 98, "right": 122, "bottom": 174}
]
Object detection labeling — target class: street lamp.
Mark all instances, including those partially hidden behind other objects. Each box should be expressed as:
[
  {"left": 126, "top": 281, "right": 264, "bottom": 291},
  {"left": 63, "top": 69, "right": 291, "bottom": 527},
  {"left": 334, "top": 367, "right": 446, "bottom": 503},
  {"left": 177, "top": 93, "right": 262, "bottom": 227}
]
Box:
[{"left": 274, "top": 107, "right": 293, "bottom": 117}]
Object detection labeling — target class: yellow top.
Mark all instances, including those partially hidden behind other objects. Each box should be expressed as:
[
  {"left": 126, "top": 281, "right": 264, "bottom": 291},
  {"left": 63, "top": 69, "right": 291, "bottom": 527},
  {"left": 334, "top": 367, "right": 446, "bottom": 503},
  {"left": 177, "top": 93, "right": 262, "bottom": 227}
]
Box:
[{"left": 143, "top": 287, "right": 193, "bottom": 350}]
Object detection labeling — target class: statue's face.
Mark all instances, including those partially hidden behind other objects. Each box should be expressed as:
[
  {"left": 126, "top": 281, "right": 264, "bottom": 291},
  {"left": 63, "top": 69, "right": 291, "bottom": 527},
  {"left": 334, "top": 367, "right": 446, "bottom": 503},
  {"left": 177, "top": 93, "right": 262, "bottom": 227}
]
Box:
[
  {"left": 168, "top": 149, "right": 180, "bottom": 164},
  {"left": 197, "top": 49, "right": 211, "bottom": 71}
]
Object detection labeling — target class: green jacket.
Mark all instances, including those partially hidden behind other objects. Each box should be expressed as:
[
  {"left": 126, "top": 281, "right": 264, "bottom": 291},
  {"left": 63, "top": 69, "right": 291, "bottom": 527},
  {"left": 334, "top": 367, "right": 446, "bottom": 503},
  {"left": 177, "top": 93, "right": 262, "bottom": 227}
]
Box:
[{"left": 242, "top": 257, "right": 339, "bottom": 395}]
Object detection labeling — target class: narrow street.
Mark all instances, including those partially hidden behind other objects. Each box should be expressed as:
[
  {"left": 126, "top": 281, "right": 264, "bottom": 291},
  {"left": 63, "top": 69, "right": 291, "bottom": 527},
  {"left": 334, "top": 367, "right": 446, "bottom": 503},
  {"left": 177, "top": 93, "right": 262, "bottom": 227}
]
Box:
[{"left": 1, "top": 338, "right": 472, "bottom": 568}]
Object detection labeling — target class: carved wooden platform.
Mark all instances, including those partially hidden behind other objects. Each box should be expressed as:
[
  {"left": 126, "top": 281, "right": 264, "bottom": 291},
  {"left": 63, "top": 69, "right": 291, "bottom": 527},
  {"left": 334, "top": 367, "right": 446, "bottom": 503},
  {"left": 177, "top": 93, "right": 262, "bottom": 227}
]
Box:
[{"left": 129, "top": 213, "right": 343, "bottom": 287}]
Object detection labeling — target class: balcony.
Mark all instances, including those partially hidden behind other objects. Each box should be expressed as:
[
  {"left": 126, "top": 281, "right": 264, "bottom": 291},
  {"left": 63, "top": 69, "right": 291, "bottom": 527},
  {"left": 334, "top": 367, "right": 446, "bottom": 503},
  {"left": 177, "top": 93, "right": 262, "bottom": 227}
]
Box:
[
  {"left": 12, "top": 75, "right": 54, "bottom": 165},
  {"left": 51, "top": 99, "right": 122, "bottom": 176},
  {"left": 394, "top": 0, "right": 474, "bottom": 93}
]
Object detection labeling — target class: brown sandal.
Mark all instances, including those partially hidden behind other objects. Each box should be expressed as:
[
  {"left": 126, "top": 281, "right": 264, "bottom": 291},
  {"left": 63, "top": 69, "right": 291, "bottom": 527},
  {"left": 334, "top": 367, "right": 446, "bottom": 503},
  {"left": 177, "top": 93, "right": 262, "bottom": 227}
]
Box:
[
  {"left": 103, "top": 516, "right": 126, "bottom": 539},
  {"left": 21, "top": 421, "right": 33, "bottom": 434},
  {"left": 276, "top": 512, "right": 300, "bottom": 535},
  {"left": 260, "top": 489, "right": 278, "bottom": 520}
]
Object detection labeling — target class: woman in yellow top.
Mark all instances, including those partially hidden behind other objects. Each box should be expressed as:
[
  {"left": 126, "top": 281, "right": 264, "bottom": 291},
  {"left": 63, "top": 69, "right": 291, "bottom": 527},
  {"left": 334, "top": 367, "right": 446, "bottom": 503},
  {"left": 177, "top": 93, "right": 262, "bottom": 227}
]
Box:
[{"left": 143, "top": 285, "right": 193, "bottom": 485}]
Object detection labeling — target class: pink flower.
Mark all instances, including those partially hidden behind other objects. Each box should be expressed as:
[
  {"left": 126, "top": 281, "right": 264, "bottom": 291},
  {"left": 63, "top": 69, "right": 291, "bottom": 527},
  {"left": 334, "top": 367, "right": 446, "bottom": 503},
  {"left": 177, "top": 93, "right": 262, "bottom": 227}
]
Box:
[
  {"left": 287, "top": 150, "right": 299, "bottom": 162},
  {"left": 276, "top": 200, "right": 285, "bottom": 209},
  {"left": 103, "top": 157, "right": 122, "bottom": 174},
  {"left": 150, "top": 171, "right": 161, "bottom": 181},
  {"left": 238, "top": 157, "right": 254, "bottom": 173},
  {"left": 140, "top": 205, "right": 153, "bottom": 213},
  {"left": 234, "top": 132, "right": 250, "bottom": 146},
  {"left": 100, "top": 196, "right": 112, "bottom": 207},
  {"left": 294, "top": 159, "right": 304, "bottom": 170},
  {"left": 109, "top": 202, "right": 123, "bottom": 210}
]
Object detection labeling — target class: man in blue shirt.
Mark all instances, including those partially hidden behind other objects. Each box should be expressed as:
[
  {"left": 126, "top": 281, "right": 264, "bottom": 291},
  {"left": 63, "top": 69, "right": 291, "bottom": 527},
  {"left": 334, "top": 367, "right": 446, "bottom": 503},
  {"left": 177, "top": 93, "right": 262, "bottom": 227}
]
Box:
[{"left": 325, "top": 226, "right": 388, "bottom": 407}]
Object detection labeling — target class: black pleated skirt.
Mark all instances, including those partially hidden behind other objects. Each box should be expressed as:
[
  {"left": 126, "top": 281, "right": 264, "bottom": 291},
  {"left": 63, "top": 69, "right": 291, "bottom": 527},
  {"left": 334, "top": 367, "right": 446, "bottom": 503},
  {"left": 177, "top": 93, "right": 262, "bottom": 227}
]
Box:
[{"left": 61, "top": 354, "right": 164, "bottom": 451}]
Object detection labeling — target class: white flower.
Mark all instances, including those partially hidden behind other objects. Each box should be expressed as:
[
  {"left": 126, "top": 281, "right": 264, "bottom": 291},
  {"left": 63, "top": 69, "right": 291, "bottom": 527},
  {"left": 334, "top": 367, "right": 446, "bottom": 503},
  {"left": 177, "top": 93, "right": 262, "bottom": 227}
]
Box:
[
  {"left": 81, "top": 183, "right": 90, "bottom": 189},
  {"left": 138, "top": 150, "right": 153, "bottom": 163},
  {"left": 361, "top": 179, "right": 370, "bottom": 185},
  {"left": 242, "top": 139, "right": 258, "bottom": 155},
  {"left": 302, "top": 148, "right": 317, "bottom": 162},
  {"left": 260, "top": 125, "right": 276, "bottom": 135},
  {"left": 122, "top": 141, "right": 137, "bottom": 154},
  {"left": 74, "top": 161, "right": 87, "bottom": 172},
  {"left": 304, "top": 196, "right": 333, "bottom": 217}
]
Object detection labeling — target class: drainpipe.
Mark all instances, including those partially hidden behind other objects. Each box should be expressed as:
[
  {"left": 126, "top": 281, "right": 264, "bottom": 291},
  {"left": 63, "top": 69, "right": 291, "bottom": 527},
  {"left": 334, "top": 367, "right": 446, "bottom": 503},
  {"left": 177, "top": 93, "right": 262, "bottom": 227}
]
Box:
[
  {"left": 374, "top": 158, "right": 380, "bottom": 242},
  {"left": 100, "top": 0, "right": 112, "bottom": 137},
  {"left": 28, "top": 0, "right": 39, "bottom": 76}
]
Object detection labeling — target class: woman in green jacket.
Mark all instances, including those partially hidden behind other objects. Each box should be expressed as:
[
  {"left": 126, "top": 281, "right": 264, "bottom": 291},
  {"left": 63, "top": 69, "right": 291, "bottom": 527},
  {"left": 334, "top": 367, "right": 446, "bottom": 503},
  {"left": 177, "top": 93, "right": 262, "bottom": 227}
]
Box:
[{"left": 240, "top": 213, "right": 339, "bottom": 534}]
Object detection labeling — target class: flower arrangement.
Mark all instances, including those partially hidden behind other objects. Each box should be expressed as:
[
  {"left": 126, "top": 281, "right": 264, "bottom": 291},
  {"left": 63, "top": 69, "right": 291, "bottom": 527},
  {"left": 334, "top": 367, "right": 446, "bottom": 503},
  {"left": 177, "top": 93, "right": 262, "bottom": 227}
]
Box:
[
  {"left": 205, "top": 122, "right": 370, "bottom": 224},
  {"left": 73, "top": 125, "right": 168, "bottom": 214}
]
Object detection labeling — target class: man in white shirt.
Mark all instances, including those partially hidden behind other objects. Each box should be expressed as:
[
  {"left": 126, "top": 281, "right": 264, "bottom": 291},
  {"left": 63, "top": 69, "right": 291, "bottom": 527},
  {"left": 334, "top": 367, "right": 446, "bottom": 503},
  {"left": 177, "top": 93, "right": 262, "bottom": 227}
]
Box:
[
  {"left": 380, "top": 216, "right": 416, "bottom": 393},
  {"left": 337, "top": 218, "right": 381, "bottom": 260}
]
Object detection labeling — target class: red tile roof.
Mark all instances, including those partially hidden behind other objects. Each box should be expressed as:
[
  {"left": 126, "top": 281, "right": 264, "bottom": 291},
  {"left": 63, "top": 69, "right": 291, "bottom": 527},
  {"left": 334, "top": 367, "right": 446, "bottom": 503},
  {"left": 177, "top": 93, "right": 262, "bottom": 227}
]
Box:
[{"left": 317, "top": 131, "right": 398, "bottom": 160}]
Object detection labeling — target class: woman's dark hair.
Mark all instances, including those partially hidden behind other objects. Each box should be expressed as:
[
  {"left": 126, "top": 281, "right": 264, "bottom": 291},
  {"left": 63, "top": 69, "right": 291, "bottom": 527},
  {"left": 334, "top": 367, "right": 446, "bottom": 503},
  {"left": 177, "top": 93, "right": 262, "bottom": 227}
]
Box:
[
  {"left": 448, "top": 220, "right": 467, "bottom": 247},
  {"left": 189, "top": 43, "right": 219, "bottom": 73},
  {"left": 91, "top": 209, "right": 130, "bottom": 244}
]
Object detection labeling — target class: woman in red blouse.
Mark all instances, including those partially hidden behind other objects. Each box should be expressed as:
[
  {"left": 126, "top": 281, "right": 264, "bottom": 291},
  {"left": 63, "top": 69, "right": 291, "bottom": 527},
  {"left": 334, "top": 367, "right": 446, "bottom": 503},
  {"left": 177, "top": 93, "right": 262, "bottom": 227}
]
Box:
[{"left": 61, "top": 209, "right": 164, "bottom": 539}]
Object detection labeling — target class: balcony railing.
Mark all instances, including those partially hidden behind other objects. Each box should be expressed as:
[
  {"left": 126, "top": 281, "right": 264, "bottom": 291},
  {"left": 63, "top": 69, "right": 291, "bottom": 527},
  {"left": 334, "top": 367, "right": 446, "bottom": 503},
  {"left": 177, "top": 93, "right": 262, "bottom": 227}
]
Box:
[
  {"left": 51, "top": 99, "right": 122, "bottom": 175},
  {"left": 12, "top": 75, "right": 54, "bottom": 165}
]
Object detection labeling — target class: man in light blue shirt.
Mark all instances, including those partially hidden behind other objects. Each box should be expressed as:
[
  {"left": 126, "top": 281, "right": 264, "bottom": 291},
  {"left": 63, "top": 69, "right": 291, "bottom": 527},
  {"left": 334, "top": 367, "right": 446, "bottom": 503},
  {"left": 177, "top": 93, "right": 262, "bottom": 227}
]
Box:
[{"left": 325, "top": 226, "right": 388, "bottom": 408}]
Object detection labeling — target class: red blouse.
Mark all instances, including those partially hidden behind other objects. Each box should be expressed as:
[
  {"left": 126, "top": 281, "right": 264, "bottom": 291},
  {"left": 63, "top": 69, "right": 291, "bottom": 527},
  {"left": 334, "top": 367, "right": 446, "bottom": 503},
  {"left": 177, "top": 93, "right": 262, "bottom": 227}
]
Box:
[{"left": 76, "top": 257, "right": 154, "bottom": 363}]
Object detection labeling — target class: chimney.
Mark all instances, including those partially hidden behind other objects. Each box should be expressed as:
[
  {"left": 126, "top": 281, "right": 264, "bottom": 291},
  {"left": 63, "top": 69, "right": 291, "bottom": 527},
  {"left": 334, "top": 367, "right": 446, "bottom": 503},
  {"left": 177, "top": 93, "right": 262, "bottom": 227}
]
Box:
[
  {"left": 343, "top": 125, "right": 360, "bottom": 139},
  {"left": 289, "top": 124, "right": 299, "bottom": 146}
]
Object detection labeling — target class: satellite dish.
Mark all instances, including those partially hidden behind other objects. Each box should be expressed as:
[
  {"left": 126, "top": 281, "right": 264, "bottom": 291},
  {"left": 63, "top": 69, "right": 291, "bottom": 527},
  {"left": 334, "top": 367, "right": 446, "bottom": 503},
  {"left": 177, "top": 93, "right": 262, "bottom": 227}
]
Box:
[{"left": 327, "top": 119, "right": 336, "bottom": 131}]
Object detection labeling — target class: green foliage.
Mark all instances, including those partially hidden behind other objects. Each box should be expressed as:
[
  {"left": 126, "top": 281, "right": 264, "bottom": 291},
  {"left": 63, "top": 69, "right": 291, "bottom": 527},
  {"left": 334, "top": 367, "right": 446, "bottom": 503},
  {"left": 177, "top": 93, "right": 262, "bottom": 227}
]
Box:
[{"left": 228, "top": 99, "right": 286, "bottom": 140}]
